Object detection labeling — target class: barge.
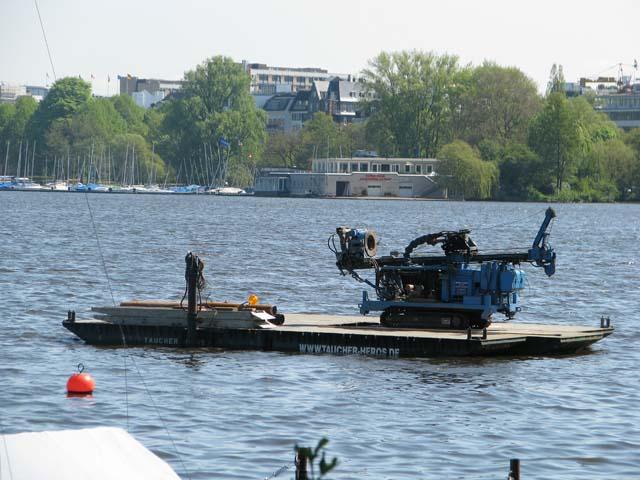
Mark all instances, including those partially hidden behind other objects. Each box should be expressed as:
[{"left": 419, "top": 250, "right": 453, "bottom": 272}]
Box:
[
  {"left": 62, "top": 209, "right": 614, "bottom": 357},
  {"left": 63, "top": 310, "right": 613, "bottom": 357}
]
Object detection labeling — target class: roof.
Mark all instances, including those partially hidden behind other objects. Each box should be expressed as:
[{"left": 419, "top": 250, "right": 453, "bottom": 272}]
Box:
[
  {"left": 263, "top": 93, "right": 295, "bottom": 111},
  {"left": 0, "top": 427, "right": 181, "bottom": 480}
]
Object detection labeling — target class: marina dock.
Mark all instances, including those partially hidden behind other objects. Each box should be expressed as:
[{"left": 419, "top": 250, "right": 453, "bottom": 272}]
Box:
[{"left": 63, "top": 312, "right": 613, "bottom": 357}]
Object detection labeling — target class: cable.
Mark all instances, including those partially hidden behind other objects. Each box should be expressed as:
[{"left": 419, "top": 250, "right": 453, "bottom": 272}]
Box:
[
  {"left": 83, "top": 193, "right": 191, "bottom": 479},
  {"left": 83, "top": 194, "right": 116, "bottom": 306},
  {"left": 33, "top": 0, "right": 56, "bottom": 81}
]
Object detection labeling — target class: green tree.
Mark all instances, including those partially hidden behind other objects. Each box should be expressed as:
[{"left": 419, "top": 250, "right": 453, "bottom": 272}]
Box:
[
  {"left": 110, "top": 94, "right": 147, "bottom": 136},
  {"left": 29, "top": 77, "right": 92, "bottom": 142},
  {"left": 3, "top": 96, "right": 38, "bottom": 142},
  {"left": 459, "top": 62, "right": 542, "bottom": 145},
  {"left": 363, "top": 50, "right": 460, "bottom": 157},
  {"left": 263, "top": 131, "right": 303, "bottom": 167},
  {"left": 547, "top": 63, "right": 566, "bottom": 95},
  {"left": 0, "top": 103, "right": 14, "bottom": 138},
  {"left": 528, "top": 92, "right": 581, "bottom": 193},
  {"left": 438, "top": 140, "right": 498, "bottom": 199},
  {"left": 497, "top": 143, "right": 548, "bottom": 199},
  {"left": 577, "top": 138, "right": 635, "bottom": 201},
  {"left": 161, "top": 56, "right": 266, "bottom": 186},
  {"left": 300, "top": 112, "right": 342, "bottom": 162},
  {"left": 109, "top": 133, "right": 166, "bottom": 185}
]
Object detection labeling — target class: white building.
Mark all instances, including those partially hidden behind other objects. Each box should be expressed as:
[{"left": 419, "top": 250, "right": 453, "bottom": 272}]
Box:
[
  {"left": 255, "top": 157, "right": 445, "bottom": 198},
  {"left": 119, "top": 76, "right": 184, "bottom": 108},
  {"left": 131, "top": 90, "right": 166, "bottom": 109},
  {"left": 0, "top": 83, "right": 27, "bottom": 103},
  {"left": 243, "top": 61, "right": 349, "bottom": 95},
  {"left": 0, "top": 83, "right": 49, "bottom": 104}
]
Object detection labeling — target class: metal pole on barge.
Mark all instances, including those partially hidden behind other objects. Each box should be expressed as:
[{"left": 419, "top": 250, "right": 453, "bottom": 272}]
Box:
[{"left": 185, "top": 252, "right": 199, "bottom": 346}]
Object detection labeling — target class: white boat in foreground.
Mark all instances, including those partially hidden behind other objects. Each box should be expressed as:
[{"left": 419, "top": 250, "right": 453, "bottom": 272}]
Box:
[{"left": 0, "top": 427, "right": 181, "bottom": 480}]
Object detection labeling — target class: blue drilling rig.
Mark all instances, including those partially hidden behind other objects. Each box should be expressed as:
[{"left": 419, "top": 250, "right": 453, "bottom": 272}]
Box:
[{"left": 330, "top": 208, "right": 557, "bottom": 330}]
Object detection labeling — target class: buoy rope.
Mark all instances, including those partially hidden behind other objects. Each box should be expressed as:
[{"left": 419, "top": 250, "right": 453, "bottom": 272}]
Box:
[
  {"left": 83, "top": 195, "right": 191, "bottom": 479},
  {"left": 32, "top": 2, "right": 188, "bottom": 475},
  {"left": 123, "top": 356, "right": 192, "bottom": 479}
]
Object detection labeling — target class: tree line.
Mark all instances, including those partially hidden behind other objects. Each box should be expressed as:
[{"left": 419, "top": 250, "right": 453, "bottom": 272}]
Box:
[{"left": 2, "top": 52, "right": 640, "bottom": 200}]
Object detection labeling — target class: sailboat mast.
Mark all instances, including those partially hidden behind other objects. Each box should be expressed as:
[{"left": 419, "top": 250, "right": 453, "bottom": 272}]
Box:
[
  {"left": 3, "top": 140, "right": 9, "bottom": 178},
  {"left": 31, "top": 140, "right": 36, "bottom": 179},
  {"left": 17, "top": 140, "right": 23, "bottom": 179}
]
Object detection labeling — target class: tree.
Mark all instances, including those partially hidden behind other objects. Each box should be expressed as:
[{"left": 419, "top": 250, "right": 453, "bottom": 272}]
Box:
[
  {"left": 263, "top": 131, "right": 303, "bottom": 168},
  {"left": 300, "top": 112, "right": 342, "bottom": 162},
  {"left": 497, "top": 143, "right": 548, "bottom": 199},
  {"left": 458, "top": 62, "right": 542, "bottom": 145},
  {"left": 29, "top": 77, "right": 92, "bottom": 142},
  {"left": 528, "top": 92, "right": 581, "bottom": 192},
  {"left": 110, "top": 94, "right": 147, "bottom": 136},
  {"left": 437, "top": 140, "right": 498, "bottom": 199},
  {"left": 547, "top": 63, "right": 566, "bottom": 95},
  {"left": 618, "top": 130, "right": 640, "bottom": 199},
  {"left": 363, "top": 50, "right": 460, "bottom": 157},
  {"left": 577, "top": 138, "right": 635, "bottom": 201},
  {"left": 161, "top": 56, "right": 266, "bottom": 186},
  {"left": 109, "top": 133, "right": 166, "bottom": 185}
]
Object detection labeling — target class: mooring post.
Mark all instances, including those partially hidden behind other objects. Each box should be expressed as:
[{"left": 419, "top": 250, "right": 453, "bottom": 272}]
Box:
[
  {"left": 295, "top": 450, "right": 308, "bottom": 480},
  {"left": 185, "top": 252, "right": 198, "bottom": 346},
  {"left": 508, "top": 458, "right": 520, "bottom": 480}
]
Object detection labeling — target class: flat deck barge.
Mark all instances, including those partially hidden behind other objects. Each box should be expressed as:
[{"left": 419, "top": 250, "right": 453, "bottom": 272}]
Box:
[{"left": 63, "top": 313, "right": 613, "bottom": 358}]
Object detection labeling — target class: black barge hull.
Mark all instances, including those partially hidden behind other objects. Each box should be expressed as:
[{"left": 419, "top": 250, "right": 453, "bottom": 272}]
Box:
[{"left": 62, "top": 313, "right": 613, "bottom": 358}]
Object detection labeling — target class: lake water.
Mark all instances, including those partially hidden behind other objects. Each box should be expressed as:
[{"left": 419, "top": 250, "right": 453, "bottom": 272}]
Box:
[{"left": 1, "top": 192, "right": 638, "bottom": 479}]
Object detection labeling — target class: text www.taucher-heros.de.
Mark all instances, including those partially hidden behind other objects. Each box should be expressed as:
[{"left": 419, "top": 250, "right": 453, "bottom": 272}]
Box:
[{"left": 299, "top": 343, "right": 400, "bottom": 357}]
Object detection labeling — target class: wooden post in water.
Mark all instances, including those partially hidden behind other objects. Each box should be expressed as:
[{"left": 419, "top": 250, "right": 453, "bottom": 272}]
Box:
[
  {"left": 185, "top": 252, "right": 198, "bottom": 346},
  {"left": 508, "top": 458, "right": 520, "bottom": 480},
  {"left": 295, "top": 450, "right": 308, "bottom": 480}
]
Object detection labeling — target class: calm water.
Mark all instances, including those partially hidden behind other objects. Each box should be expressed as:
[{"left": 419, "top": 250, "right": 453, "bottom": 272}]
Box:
[{"left": 0, "top": 192, "right": 638, "bottom": 479}]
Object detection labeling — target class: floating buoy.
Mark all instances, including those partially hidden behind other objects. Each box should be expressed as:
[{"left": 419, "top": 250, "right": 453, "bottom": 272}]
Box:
[{"left": 67, "top": 363, "right": 95, "bottom": 395}]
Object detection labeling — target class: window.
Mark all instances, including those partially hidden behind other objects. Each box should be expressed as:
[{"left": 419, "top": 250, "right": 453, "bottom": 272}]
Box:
[
  {"left": 258, "top": 74, "right": 268, "bottom": 81},
  {"left": 359, "top": 163, "right": 368, "bottom": 172},
  {"left": 297, "top": 77, "right": 306, "bottom": 83},
  {"left": 404, "top": 164, "right": 411, "bottom": 173},
  {"left": 351, "top": 163, "right": 359, "bottom": 172},
  {"left": 372, "top": 164, "right": 378, "bottom": 172},
  {"left": 381, "top": 164, "right": 390, "bottom": 172},
  {"left": 415, "top": 165, "right": 422, "bottom": 174},
  {"left": 427, "top": 165, "right": 433, "bottom": 174},
  {"left": 272, "top": 75, "right": 281, "bottom": 83},
  {"left": 340, "top": 163, "right": 349, "bottom": 173},
  {"left": 284, "top": 76, "right": 293, "bottom": 83}
]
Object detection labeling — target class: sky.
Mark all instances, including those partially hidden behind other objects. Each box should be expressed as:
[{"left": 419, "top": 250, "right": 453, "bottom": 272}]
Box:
[{"left": 2, "top": 0, "right": 640, "bottom": 96}]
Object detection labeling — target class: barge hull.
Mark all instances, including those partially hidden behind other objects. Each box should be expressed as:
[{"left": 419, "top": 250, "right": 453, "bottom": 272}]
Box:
[{"left": 62, "top": 314, "right": 613, "bottom": 358}]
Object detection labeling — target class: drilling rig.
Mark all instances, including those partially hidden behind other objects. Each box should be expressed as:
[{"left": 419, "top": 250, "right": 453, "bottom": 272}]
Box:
[{"left": 330, "top": 208, "right": 557, "bottom": 330}]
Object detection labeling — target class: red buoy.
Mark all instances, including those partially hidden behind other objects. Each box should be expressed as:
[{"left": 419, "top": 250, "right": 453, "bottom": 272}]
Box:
[{"left": 67, "top": 363, "right": 95, "bottom": 395}]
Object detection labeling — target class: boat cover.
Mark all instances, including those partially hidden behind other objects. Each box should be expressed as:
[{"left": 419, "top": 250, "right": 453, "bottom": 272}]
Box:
[{"left": 0, "top": 426, "right": 181, "bottom": 480}]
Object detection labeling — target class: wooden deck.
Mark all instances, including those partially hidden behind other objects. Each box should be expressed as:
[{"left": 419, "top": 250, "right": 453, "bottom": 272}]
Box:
[{"left": 63, "top": 311, "right": 614, "bottom": 358}]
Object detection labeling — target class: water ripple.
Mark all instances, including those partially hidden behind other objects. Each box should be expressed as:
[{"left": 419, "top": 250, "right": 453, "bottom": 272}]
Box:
[{"left": 0, "top": 193, "right": 638, "bottom": 479}]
